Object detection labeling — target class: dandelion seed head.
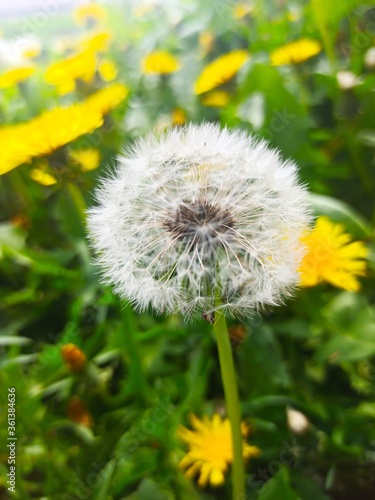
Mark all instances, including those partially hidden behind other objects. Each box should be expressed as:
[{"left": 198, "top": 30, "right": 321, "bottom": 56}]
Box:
[{"left": 87, "top": 123, "right": 311, "bottom": 319}]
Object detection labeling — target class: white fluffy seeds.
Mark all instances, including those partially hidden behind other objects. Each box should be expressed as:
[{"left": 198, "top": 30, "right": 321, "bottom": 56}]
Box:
[{"left": 87, "top": 123, "right": 310, "bottom": 319}]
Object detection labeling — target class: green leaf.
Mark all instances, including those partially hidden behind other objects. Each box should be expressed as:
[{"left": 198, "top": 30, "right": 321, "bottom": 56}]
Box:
[
  {"left": 258, "top": 468, "right": 300, "bottom": 500},
  {"left": 0, "top": 335, "right": 31, "bottom": 346},
  {"left": 308, "top": 193, "right": 372, "bottom": 237},
  {"left": 315, "top": 292, "right": 375, "bottom": 362},
  {"left": 238, "top": 325, "right": 290, "bottom": 396}
]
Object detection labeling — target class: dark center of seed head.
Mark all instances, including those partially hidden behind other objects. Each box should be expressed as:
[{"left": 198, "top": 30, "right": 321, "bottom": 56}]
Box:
[{"left": 165, "top": 199, "right": 234, "bottom": 246}]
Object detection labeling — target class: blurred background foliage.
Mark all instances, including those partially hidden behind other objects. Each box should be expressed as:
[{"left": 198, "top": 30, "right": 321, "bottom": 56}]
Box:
[{"left": 0, "top": 0, "right": 375, "bottom": 498}]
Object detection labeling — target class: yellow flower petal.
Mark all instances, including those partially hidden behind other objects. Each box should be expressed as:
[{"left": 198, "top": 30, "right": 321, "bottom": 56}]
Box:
[
  {"left": 85, "top": 83, "right": 129, "bottom": 114},
  {"left": 178, "top": 414, "right": 260, "bottom": 488},
  {"left": 172, "top": 108, "right": 186, "bottom": 125},
  {"left": 270, "top": 39, "right": 321, "bottom": 66},
  {"left": 142, "top": 51, "right": 180, "bottom": 75},
  {"left": 30, "top": 168, "right": 57, "bottom": 186},
  {"left": 233, "top": 3, "right": 252, "bottom": 19},
  {"left": 70, "top": 148, "right": 101, "bottom": 172},
  {"left": 45, "top": 50, "right": 96, "bottom": 94},
  {"left": 73, "top": 3, "right": 107, "bottom": 26},
  {"left": 0, "top": 100, "right": 105, "bottom": 175},
  {"left": 82, "top": 30, "right": 112, "bottom": 53},
  {"left": 299, "top": 216, "right": 368, "bottom": 291},
  {"left": 194, "top": 50, "right": 249, "bottom": 95},
  {"left": 201, "top": 90, "right": 231, "bottom": 107},
  {"left": 98, "top": 59, "right": 118, "bottom": 82},
  {"left": 0, "top": 66, "right": 34, "bottom": 89}
]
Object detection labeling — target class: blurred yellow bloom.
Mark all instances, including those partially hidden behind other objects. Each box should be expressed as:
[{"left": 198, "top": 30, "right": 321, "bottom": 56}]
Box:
[
  {"left": 27, "top": 105, "right": 103, "bottom": 156},
  {"left": 0, "top": 103, "right": 103, "bottom": 175},
  {"left": 68, "top": 396, "right": 93, "bottom": 427},
  {"left": 201, "top": 90, "right": 231, "bottom": 107},
  {"left": 61, "top": 343, "right": 87, "bottom": 371},
  {"left": 70, "top": 148, "right": 101, "bottom": 172},
  {"left": 73, "top": 3, "right": 107, "bottom": 26},
  {"left": 30, "top": 168, "right": 57, "bottom": 186},
  {"left": 299, "top": 216, "right": 368, "bottom": 292},
  {"left": 199, "top": 31, "right": 214, "bottom": 57},
  {"left": 82, "top": 30, "right": 112, "bottom": 52},
  {"left": 194, "top": 50, "right": 249, "bottom": 95},
  {"left": 85, "top": 83, "right": 129, "bottom": 114},
  {"left": 133, "top": 3, "right": 154, "bottom": 17},
  {"left": 45, "top": 50, "right": 96, "bottom": 94},
  {"left": 178, "top": 414, "right": 260, "bottom": 488},
  {"left": 98, "top": 59, "right": 118, "bottom": 82},
  {"left": 172, "top": 108, "right": 186, "bottom": 125},
  {"left": 0, "top": 131, "right": 33, "bottom": 175},
  {"left": 142, "top": 51, "right": 180, "bottom": 75},
  {"left": 270, "top": 39, "right": 321, "bottom": 66},
  {"left": 0, "top": 66, "right": 34, "bottom": 89},
  {"left": 22, "top": 42, "right": 41, "bottom": 59},
  {"left": 233, "top": 3, "right": 252, "bottom": 19}
]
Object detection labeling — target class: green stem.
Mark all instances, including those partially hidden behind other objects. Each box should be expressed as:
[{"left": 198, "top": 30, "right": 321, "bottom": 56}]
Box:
[
  {"left": 121, "top": 305, "right": 151, "bottom": 405},
  {"left": 213, "top": 304, "right": 245, "bottom": 499},
  {"left": 310, "top": 0, "right": 336, "bottom": 71},
  {"left": 67, "top": 182, "right": 87, "bottom": 222}
]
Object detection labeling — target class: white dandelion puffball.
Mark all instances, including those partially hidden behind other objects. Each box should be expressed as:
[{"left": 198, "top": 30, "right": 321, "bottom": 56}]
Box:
[{"left": 87, "top": 123, "right": 310, "bottom": 319}]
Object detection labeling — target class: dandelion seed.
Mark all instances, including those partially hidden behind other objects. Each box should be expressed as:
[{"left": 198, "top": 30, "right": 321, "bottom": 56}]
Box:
[{"left": 87, "top": 123, "right": 310, "bottom": 319}]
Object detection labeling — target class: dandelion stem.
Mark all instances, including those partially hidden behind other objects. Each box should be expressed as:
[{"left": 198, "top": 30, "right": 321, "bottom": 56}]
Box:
[
  {"left": 213, "top": 302, "right": 245, "bottom": 499},
  {"left": 310, "top": 0, "right": 336, "bottom": 71},
  {"left": 121, "top": 304, "right": 151, "bottom": 405},
  {"left": 67, "top": 182, "right": 87, "bottom": 222}
]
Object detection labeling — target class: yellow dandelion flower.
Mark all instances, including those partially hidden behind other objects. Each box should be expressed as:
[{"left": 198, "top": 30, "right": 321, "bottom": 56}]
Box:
[
  {"left": 61, "top": 343, "right": 87, "bottom": 371},
  {"left": 27, "top": 104, "right": 103, "bottom": 156},
  {"left": 0, "top": 66, "right": 34, "bottom": 89},
  {"left": 142, "top": 51, "right": 180, "bottom": 75},
  {"left": 45, "top": 50, "right": 96, "bottom": 94},
  {"left": 201, "top": 90, "right": 231, "bottom": 107},
  {"left": 199, "top": 31, "right": 214, "bottom": 57},
  {"left": 82, "top": 30, "right": 112, "bottom": 53},
  {"left": 30, "top": 168, "right": 57, "bottom": 186},
  {"left": 98, "top": 59, "right": 118, "bottom": 82},
  {"left": 172, "top": 108, "right": 186, "bottom": 125},
  {"left": 22, "top": 42, "right": 41, "bottom": 59},
  {"left": 194, "top": 50, "right": 249, "bottom": 95},
  {"left": 70, "top": 148, "right": 101, "bottom": 172},
  {"left": 73, "top": 3, "right": 107, "bottom": 26},
  {"left": 270, "top": 39, "right": 321, "bottom": 66},
  {"left": 0, "top": 125, "right": 35, "bottom": 175},
  {"left": 0, "top": 103, "right": 103, "bottom": 175},
  {"left": 178, "top": 414, "right": 260, "bottom": 488},
  {"left": 67, "top": 396, "right": 92, "bottom": 427},
  {"left": 233, "top": 3, "right": 252, "bottom": 19},
  {"left": 133, "top": 3, "right": 154, "bottom": 17},
  {"left": 85, "top": 83, "right": 129, "bottom": 114},
  {"left": 299, "top": 216, "right": 368, "bottom": 292}
]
